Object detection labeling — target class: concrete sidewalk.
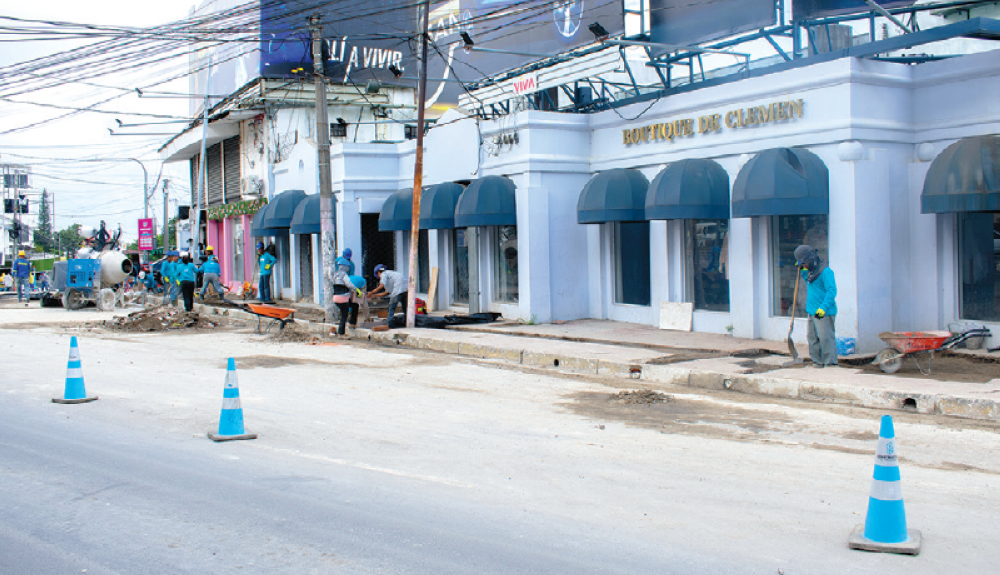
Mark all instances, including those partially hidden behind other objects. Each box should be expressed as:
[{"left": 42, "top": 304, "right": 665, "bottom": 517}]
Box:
[{"left": 189, "top": 301, "right": 1000, "bottom": 422}]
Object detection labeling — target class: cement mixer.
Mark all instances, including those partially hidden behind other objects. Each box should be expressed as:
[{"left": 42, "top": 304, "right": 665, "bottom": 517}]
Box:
[{"left": 45, "top": 222, "right": 138, "bottom": 310}]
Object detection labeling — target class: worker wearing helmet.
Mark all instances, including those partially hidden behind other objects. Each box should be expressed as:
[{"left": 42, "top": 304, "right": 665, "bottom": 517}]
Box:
[
  {"left": 366, "top": 264, "right": 407, "bottom": 321},
  {"left": 197, "top": 245, "right": 225, "bottom": 300},
  {"left": 257, "top": 242, "right": 277, "bottom": 303},
  {"left": 13, "top": 250, "right": 31, "bottom": 304},
  {"left": 795, "top": 244, "right": 838, "bottom": 368},
  {"left": 176, "top": 251, "right": 198, "bottom": 312},
  {"left": 335, "top": 248, "right": 355, "bottom": 276},
  {"left": 161, "top": 250, "right": 180, "bottom": 307}
]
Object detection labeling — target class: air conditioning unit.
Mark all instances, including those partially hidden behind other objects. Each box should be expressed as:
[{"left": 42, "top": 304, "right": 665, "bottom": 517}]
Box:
[{"left": 241, "top": 176, "right": 264, "bottom": 196}]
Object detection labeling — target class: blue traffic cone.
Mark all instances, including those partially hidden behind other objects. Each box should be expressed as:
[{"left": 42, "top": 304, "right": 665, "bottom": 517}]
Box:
[
  {"left": 207, "top": 358, "right": 257, "bottom": 442},
  {"left": 52, "top": 336, "right": 98, "bottom": 404},
  {"left": 849, "top": 415, "right": 921, "bottom": 554}
]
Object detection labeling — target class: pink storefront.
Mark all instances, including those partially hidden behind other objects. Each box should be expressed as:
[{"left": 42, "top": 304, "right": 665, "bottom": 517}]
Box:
[{"left": 205, "top": 198, "right": 268, "bottom": 287}]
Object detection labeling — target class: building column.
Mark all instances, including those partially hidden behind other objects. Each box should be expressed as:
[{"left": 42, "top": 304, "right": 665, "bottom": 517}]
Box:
[
  {"left": 729, "top": 216, "right": 758, "bottom": 339},
  {"left": 288, "top": 232, "right": 301, "bottom": 301},
  {"left": 312, "top": 234, "right": 323, "bottom": 304},
  {"left": 515, "top": 185, "right": 551, "bottom": 323}
]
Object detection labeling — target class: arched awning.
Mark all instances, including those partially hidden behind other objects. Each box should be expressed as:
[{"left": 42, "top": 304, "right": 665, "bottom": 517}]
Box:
[
  {"left": 455, "top": 176, "right": 517, "bottom": 227},
  {"left": 379, "top": 189, "right": 414, "bottom": 231},
  {"left": 260, "top": 189, "right": 307, "bottom": 233},
  {"left": 289, "top": 193, "right": 321, "bottom": 235},
  {"left": 731, "top": 148, "right": 829, "bottom": 218},
  {"left": 646, "top": 159, "right": 730, "bottom": 220},
  {"left": 251, "top": 200, "right": 282, "bottom": 236},
  {"left": 420, "top": 183, "right": 465, "bottom": 229},
  {"left": 921, "top": 136, "right": 1000, "bottom": 213},
  {"left": 577, "top": 168, "right": 649, "bottom": 224}
]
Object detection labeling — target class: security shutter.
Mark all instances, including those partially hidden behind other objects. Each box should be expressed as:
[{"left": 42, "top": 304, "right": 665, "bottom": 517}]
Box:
[
  {"left": 207, "top": 142, "right": 223, "bottom": 207},
  {"left": 223, "top": 136, "right": 241, "bottom": 203},
  {"left": 189, "top": 154, "right": 200, "bottom": 207}
]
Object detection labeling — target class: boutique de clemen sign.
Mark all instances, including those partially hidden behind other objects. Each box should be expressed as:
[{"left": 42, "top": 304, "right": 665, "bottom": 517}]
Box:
[
  {"left": 622, "top": 98, "right": 805, "bottom": 145},
  {"left": 207, "top": 197, "right": 268, "bottom": 221}
]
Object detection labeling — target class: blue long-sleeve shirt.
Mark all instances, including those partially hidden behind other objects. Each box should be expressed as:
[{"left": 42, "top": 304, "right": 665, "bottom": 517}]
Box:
[
  {"left": 175, "top": 262, "right": 197, "bottom": 282},
  {"left": 13, "top": 258, "right": 30, "bottom": 278},
  {"left": 259, "top": 252, "right": 276, "bottom": 276},
  {"left": 161, "top": 260, "right": 176, "bottom": 282},
  {"left": 198, "top": 256, "right": 221, "bottom": 275},
  {"left": 801, "top": 267, "right": 837, "bottom": 316}
]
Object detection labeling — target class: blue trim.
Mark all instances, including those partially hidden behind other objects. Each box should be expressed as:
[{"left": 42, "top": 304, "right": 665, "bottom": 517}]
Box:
[
  {"left": 218, "top": 409, "right": 246, "bottom": 436},
  {"left": 879, "top": 415, "right": 895, "bottom": 439},
  {"left": 864, "top": 498, "right": 909, "bottom": 544},
  {"left": 223, "top": 388, "right": 240, "bottom": 398},
  {"left": 261, "top": 189, "right": 307, "bottom": 230},
  {"left": 873, "top": 465, "right": 901, "bottom": 482},
  {"left": 455, "top": 176, "right": 517, "bottom": 227},
  {"left": 578, "top": 168, "right": 649, "bottom": 224},
  {"left": 732, "top": 148, "right": 829, "bottom": 218},
  {"left": 420, "top": 183, "right": 465, "bottom": 230},
  {"left": 646, "top": 159, "right": 730, "bottom": 221}
]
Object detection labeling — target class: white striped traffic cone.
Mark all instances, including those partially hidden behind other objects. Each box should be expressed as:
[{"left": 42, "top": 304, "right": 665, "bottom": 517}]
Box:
[
  {"left": 207, "top": 358, "right": 257, "bottom": 442},
  {"left": 848, "top": 415, "right": 921, "bottom": 554},
  {"left": 52, "top": 336, "right": 98, "bottom": 404}
]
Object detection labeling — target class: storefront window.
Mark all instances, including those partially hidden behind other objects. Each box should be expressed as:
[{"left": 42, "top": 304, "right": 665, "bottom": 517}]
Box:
[
  {"left": 614, "top": 221, "right": 651, "bottom": 306},
  {"left": 959, "top": 212, "right": 1000, "bottom": 322},
  {"left": 772, "top": 215, "right": 828, "bottom": 317},
  {"left": 453, "top": 228, "right": 469, "bottom": 304},
  {"left": 494, "top": 225, "right": 518, "bottom": 303},
  {"left": 684, "top": 219, "right": 730, "bottom": 312},
  {"left": 417, "top": 229, "right": 429, "bottom": 293},
  {"left": 232, "top": 221, "right": 244, "bottom": 282}
]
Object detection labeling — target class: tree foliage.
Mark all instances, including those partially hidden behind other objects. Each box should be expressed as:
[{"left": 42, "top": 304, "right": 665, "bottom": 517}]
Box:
[{"left": 33, "top": 190, "right": 54, "bottom": 252}]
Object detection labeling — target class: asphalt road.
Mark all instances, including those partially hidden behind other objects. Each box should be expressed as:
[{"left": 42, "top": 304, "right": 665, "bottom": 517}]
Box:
[{"left": 1, "top": 308, "right": 998, "bottom": 574}]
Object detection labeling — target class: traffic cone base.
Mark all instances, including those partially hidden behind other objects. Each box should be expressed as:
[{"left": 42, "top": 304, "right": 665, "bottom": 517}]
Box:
[
  {"left": 54, "top": 336, "right": 98, "bottom": 404},
  {"left": 207, "top": 358, "right": 257, "bottom": 442},
  {"left": 848, "top": 525, "right": 922, "bottom": 555}
]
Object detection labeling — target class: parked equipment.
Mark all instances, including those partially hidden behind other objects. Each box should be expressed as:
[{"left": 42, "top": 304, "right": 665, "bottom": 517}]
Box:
[{"left": 47, "top": 249, "right": 135, "bottom": 310}]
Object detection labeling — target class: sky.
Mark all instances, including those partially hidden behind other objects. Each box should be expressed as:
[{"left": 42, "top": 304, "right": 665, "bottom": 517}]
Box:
[{"left": 0, "top": 1, "right": 203, "bottom": 244}]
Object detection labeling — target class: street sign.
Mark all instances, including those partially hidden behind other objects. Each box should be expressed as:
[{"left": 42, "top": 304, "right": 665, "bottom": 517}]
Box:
[{"left": 138, "top": 218, "right": 155, "bottom": 251}]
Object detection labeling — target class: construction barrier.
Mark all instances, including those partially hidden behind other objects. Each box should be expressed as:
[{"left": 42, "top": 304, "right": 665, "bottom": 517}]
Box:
[
  {"left": 207, "top": 358, "right": 257, "bottom": 442},
  {"left": 848, "top": 415, "right": 922, "bottom": 554},
  {"left": 52, "top": 336, "right": 98, "bottom": 404}
]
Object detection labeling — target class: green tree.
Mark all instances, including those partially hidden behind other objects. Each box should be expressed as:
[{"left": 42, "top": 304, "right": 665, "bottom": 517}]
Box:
[
  {"left": 55, "top": 224, "right": 86, "bottom": 257},
  {"left": 34, "top": 189, "right": 54, "bottom": 252}
]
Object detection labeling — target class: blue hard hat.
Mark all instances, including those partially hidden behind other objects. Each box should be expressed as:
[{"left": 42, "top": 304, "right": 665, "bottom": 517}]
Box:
[
  {"left": 168, "top": 250, "right": 179, "bottom": 256},
  {"left": 342, "top": 248, "right": 352, "bottom": 259},
  {"left": 256, "top": 242, "right": 264, "bottom": 250},
  {"left": 374, "top": 264, "right": 386, "bottom": 275}
]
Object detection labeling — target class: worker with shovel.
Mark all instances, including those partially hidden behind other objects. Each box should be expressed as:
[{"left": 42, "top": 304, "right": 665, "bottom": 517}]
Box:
[{"left": 794, "top": 244, "right": 838, "bottom": 368}]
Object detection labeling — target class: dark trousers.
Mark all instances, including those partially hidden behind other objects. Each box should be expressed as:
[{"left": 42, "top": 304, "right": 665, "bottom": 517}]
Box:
[
  {"left": 259, "top": 274, "right": 272, "bottom": 302},
  {"left": 388, "top": 292, "right": 408, "bottom": 318},
  {"left": 807, "top": 314, "right": 838, "bottom": 366},
  {"left": 336, "top": 302, "right": 359, "bottom": 335},
  {"left": 181, "top": 281, "right": 196, "bottom": 312}
]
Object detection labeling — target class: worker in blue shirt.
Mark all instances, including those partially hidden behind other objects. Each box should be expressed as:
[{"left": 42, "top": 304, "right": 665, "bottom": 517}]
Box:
[
  {"left": 12, "top": 250, "right": 31, "bottom": 303},
  {"left": 257, "top": 242, "right": 277, "bottom": 303},
  {"left": 335, "top": 248, "right": 355, "bottom": 276},
  {"left": 176, "top": 251, "right": 198, "bottom": 311},
  {"left": 160, "top": 250, "right": 180, "bottom": 307},
  {"left": 795, "top": 244, "right": 838, "bottom": 367},
  {"left": 197, "top": 245, "right": 225, "bottom": 300}
]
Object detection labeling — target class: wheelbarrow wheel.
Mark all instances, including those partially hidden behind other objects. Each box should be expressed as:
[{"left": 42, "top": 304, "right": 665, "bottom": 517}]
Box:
[{"left": 875, "top": 347, "right": 903, "bottom": 374}]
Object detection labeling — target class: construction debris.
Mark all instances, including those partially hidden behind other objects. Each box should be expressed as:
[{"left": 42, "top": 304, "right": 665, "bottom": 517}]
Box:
[
  {"left": 609, "top": 390, "right": 672, "bottom": 405},
  {"left": 102, "top": 306, "right": 218, "bottom": 333},
  {"left": 268, "top": 324, "right": 316, "bottom": 343}
]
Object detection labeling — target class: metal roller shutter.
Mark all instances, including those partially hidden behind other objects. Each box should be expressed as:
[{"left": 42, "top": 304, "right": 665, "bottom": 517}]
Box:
[
  {"left": 223, "top": 136, "right": 241, "bottom": 204},
  {"left": 207, "top": 142, "right": 223, "bottom": 207}
]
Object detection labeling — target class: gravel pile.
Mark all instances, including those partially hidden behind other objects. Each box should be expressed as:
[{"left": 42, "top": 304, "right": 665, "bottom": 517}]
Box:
[
  {"left": 608, "top": 390, "right": 672, "bottom": 405},
  {"left": 103, "top": 306, "right": 218, "bottom": 332}
]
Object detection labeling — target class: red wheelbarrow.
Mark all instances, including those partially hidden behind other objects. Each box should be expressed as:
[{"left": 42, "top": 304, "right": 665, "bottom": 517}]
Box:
[{"left": 873, "top": 331, "right": 955, "bottom": 375}]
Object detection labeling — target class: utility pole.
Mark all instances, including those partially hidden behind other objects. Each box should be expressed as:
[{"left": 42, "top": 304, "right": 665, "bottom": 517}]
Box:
[
  {"left": 310, "top": 14, "right": 337, "bottom": 324},
  {"left": 163, "top": 179, "right": 170, "bottom": 252},
  {"left": 405, "top": 0, "right": 431, "bottom": 328},
  {"left": 192, "top": 97, "right": 209, "bottom": 261}
]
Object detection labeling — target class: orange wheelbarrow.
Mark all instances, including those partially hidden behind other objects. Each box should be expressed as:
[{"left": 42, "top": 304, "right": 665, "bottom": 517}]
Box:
[
  {"left": 872, "top": 331, "right": 953, "bottom": 375},
  {"left": 243, "top": 302, "right": 295, "bottom": 333}
]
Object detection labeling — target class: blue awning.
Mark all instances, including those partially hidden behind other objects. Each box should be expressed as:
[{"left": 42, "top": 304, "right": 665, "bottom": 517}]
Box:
[
  {"left": 646, "top": 159, "right": 730, "bottom": 220},
  {"left": 260, "top": 189, "right": 307, "bottom": 232},
  {"left": 577, "top": 168, "right": 649, "bottom": 224},
  {"left": 379, "top": 189, "right": 413, "bottom": 231},
  {"left": 731, "top": 148, "right": 829, "bottom": 218},
  {"left": 455, "top": 176, "right": 517, "bottom": 227},
  {"left": 289, "top": 193, "right": 321, "bottom": 235},
  {"left": 922, "top": 136, "right": 1000, "bottom": 213},
  {"left": 420, "top": 183, "right": 465, "bottom": 229},
  {"left": 251, "top": 200, "right": 283, "bottom": 236}
]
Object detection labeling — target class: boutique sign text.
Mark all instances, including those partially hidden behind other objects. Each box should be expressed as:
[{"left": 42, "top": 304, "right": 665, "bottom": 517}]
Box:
[{"left": 622, "top": 98, "right": 804, "bottom": 145}]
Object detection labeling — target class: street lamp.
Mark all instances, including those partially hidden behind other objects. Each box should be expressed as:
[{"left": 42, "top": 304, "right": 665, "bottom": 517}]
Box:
[{"left": 126, "top": 158, "right": 149, "bottom": 220}]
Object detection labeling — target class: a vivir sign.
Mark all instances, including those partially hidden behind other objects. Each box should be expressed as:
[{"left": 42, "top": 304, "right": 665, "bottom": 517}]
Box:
[
  {"left": 622, "top": 98, "right": 805, "bottom": 145},
  {"left": 512, "top": 74, "right": 539, "bottom": 96},
  {"left": 137, "top": 218, "right": 155, "bottom": 251}
]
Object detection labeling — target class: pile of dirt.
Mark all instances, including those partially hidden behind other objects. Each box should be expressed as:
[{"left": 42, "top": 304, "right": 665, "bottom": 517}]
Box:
[
  {"left": 608, "top": 389, "right": 672, "bottom": 405},
  {"left": 103, "top": 306, "right": 219, "bottom": 333},
  {"left": 268, "top": 325, "right": 318, "bottom": 343}
]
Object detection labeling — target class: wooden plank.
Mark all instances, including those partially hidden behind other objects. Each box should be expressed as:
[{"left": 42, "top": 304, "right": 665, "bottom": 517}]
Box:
[{"left": 427, "top": 266, "right": 439, "bottom": 312}]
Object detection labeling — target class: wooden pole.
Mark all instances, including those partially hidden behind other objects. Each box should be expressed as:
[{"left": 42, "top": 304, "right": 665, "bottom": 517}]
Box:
[{"left": 406, "top": 0, "right": 431, "bottom": 329}]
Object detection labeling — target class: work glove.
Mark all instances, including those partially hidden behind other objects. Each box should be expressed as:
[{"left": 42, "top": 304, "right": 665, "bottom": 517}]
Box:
[
  {"left": 814, "top": 309, "right": 826, "bottom": 319},
  {"left": 354, "top": 289, "right": 363, "bottom": 298},
  {"left": 176, "top": 280, "right": 181, "bottom": 286}
]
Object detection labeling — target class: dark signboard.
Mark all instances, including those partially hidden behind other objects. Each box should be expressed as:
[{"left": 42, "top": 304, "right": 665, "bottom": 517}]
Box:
[
  {"left": 792, "top": 0, "right": 917, "bottom": 20},
  {"left": 649, "top": 0, "right": 775, "bottom": 48},
  {"left": 261, "top": 0, "right": 415, "bottom": 85}
]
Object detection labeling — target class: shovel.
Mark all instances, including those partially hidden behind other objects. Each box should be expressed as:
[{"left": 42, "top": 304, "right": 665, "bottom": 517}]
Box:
[{"left": 784, "top": 269, "right": 803, "bottom": 366}]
